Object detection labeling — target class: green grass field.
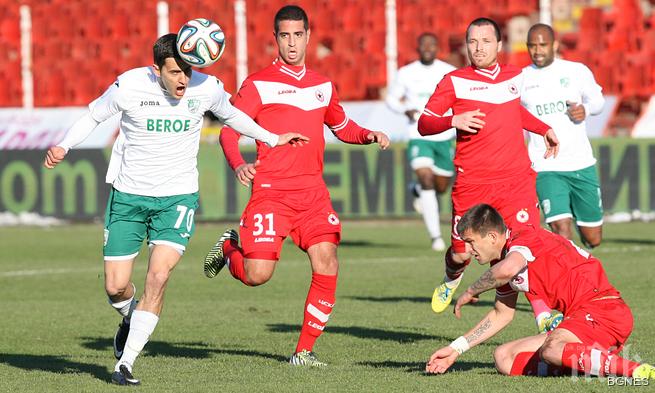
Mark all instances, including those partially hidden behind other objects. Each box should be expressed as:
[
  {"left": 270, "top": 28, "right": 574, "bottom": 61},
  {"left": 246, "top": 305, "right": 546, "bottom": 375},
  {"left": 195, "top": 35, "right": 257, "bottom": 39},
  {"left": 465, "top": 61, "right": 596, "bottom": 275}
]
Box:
[{"left": 1, "top": 220, "right": 654, "bottom": 392}]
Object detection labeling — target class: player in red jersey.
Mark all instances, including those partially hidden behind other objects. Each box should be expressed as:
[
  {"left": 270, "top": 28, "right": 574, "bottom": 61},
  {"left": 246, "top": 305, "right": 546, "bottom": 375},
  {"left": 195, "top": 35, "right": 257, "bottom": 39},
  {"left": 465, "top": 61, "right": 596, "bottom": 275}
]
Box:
[
  {"left": 417, "top": 18, "right": 560, "bottom": 330},
  {"left": 425, "top": 204, "right": 655, "bottom": 381},
  {"left": 203, "top": 5, "right": 389, "bottom": 367}
]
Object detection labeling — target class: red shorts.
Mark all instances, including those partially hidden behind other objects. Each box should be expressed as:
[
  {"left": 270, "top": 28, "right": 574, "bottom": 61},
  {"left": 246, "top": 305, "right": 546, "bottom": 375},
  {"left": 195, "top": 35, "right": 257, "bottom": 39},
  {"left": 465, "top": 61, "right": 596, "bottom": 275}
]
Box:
[
  {"left": 451, "top": 170, "right": 540, "bottom": 253},
  {"left": 239, "top": 186, "right": 341, "bottom": 260},
  {"left": 558, "top": 298, "right": 633, "bottom": 352}
]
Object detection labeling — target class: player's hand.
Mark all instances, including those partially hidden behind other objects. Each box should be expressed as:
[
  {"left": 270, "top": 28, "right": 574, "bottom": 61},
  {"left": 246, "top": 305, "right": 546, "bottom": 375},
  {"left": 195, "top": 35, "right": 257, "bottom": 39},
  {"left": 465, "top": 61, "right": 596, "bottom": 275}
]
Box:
[
  {"left": 566, "top": 101, "right": 586, "bottom": 123},
  {"left": 277, "top": 132, "right": 309, "bottom": 147},
  {"left": 453, "top": 289, "right": 479, "bottom": 319},
  {"left": 543, "top": 129, "right": 559, "bottom": 159},
  {"left": 367, "top": 131, "right": 390, "bottom": 150},
  {"left": 451, "top": 109, "right": 486, "bottom": 133},
  {"left": 44, "top": 146, "right": 67, "bottom": 169},
  {"left": 234, "top": 160, "right": 259, "bottom": 187},
  {"left": 426, "top": 346, "right": 459, "bottom": 374},
  {"left": 404, "top": 109, "right": 420, "bottom": 122}
]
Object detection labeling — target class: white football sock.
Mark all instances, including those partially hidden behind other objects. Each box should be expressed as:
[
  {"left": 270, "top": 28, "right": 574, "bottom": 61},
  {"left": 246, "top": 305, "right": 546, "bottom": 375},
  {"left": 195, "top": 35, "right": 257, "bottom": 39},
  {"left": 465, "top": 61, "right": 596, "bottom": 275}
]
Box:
[
  {"left": 109, "top": 283, "right": 137, "bottom": 321},
  {"left": 115, "top": 310, "right": 159, "bottom": 372},
  {"left": 419, "top": 189, "right": 441, "bottom": 239}
]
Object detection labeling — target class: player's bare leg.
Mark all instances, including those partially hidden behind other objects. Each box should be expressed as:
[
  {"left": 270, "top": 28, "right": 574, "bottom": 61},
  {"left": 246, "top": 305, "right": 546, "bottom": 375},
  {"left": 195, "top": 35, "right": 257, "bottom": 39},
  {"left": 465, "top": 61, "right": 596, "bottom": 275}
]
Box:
[
  {"left": 493, "top": 334, "right": 548, "bottom": 375},
  {"left": 290, "top": 241, "right": 338, "bottom": 366},
  {"left": 241, "top": 258, "right": 277, "bottom": 286},
  {"left": 112, "top": 245, "right": 182, "bottom": 385},
  {"left": 105, "top": 259, "right": 137, "bottom": 360},
  {"left": 578, "top": 225, "right": 602, "bottom": 249},
  {"left": 548, "top": 218, "right": 574, "bottom": 241}
]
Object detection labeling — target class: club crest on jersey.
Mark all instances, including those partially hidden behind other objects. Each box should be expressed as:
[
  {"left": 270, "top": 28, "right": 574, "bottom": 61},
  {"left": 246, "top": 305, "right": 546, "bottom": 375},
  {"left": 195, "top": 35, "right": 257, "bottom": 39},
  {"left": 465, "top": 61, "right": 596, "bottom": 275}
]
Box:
[
  {"left": 516, "top": 209, "right": 529, "bottom": 223},
  {"left": 327, "top": 213, "right": 339, "bottom": 225},
  {"left": 508, "top": 83, "right": 518, "bottom": 95},
  {"left": 315, "top": 89, "right": 325, "bottom": 102},
  {"left": 560, "top": 77, "right": 570, "bottom": 88},
  {"left": 187, "top": 98, "right": 200, "bottom": 114}
]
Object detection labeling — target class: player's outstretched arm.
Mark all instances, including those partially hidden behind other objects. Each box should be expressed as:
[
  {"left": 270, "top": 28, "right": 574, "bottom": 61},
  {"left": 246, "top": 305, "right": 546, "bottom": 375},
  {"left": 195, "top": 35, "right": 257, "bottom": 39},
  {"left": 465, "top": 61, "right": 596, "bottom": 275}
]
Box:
[
  {"left": 426, "top": 294, "right": 517, "bottom": 374},
  {"left": 43, "top": 111, "right": 101, "bottom": 169}
]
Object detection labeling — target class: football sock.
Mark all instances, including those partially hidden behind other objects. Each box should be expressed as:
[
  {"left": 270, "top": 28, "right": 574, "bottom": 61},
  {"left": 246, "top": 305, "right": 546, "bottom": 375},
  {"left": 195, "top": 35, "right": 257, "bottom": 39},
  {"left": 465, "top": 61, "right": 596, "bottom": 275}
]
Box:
[
  {"left": 445, "top": 247, "right": 469, "bottom": 281},
  {"left": 419, "top": 189, "right": 441, "bottom": 239},
  {"left": 295, "top": 273, "right": 337, "bottom": 353},
  {"left": 116, "top": 310, "right": 159, "bottom": 372},
  {"left": 530, "top": 299, "right": 551, "bottom": 318},
  {"left": 224, "top": 239, "right": 249, "bottom": 285},
  {"left": 109, "top": 283, "right": 136, "bottom": 321},
  {"left": 560, "top": 343, "right": 641, "bottom": 377},
  {"left": 509, "top": 351, "right": 566, "bottom": 376}
]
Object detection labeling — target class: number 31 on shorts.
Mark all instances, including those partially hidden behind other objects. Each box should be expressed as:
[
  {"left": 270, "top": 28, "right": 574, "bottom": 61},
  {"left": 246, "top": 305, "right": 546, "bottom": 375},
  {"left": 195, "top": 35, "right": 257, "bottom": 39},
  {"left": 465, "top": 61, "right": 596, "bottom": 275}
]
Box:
[{"left": 253, "top": 213, "right": 276, "bottom": 236}]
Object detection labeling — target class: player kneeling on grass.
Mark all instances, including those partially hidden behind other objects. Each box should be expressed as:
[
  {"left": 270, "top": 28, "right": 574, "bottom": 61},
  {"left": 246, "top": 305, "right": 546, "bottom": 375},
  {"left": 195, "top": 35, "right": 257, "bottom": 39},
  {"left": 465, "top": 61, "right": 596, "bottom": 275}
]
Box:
[
  {"left": 43, "top": 33, "right": 307, "bottom": 386},
  {"left": 426, "top": 204, "right": 655, "bottom": 380}
]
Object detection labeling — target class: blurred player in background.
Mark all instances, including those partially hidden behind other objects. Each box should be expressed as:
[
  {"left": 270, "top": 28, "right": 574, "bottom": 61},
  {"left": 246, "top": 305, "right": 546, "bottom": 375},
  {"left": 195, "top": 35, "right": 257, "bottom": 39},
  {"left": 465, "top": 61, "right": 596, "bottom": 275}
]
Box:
[
  {"left": 203, "top": 5, "right": 389, "bottom": 367},
  {"left": 44, "top": 33, "right": 306, "bottom": 385},
  {"left": 386, "top": 32, "right": 456, "bottom": 251},
  {"left": 426, "top": 204, "right": 655, "bottom": 382},
  {"left": 522, "top": 23, "right": 605, "bottom": 248},
  {"left": 417, "top": 18, "right": 561, "bottom": 333}
]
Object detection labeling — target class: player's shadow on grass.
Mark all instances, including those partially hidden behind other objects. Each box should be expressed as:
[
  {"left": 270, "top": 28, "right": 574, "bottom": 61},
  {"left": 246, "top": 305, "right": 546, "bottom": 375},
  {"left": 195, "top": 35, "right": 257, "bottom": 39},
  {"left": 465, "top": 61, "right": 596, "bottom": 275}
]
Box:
[
  {"left": 603, "top": 238, "right": 655, "bottom": 245},
  {"left": 79, "top": 337, "right": 288, "bottom": 362},
  {"left": 346, "top": 296, "right": 532, "bottom": 313},
  {"left": 357, "top": 359, "right": 495, "bottom": 374},
  {"left": 0, "top": 353, "right": 107, "bottom": 381},
  {"left": 338, "top": 240, "right": 395, "bottom": 248},
  {"left": 268, "top": 324, "right": 447, "bottom": 342}
]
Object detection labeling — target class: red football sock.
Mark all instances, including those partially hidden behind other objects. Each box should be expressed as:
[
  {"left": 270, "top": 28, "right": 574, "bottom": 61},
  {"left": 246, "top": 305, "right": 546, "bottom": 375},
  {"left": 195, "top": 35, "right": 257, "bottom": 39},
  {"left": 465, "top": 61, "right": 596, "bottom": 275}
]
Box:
[
  {"left": 445, "top": 247, "right": 470, "bottom": 280},
  {"left": 295, "top": 273, "right": 337, "bottom": 353},
  {"left": 224, "top": 238, "right": 249, "bottom": 285},
  {"left": 561, "top": 343, "right": 641, "bottom": 377},
  {"left": 510, "top": 351, "right": 566, "bottom": 376}
]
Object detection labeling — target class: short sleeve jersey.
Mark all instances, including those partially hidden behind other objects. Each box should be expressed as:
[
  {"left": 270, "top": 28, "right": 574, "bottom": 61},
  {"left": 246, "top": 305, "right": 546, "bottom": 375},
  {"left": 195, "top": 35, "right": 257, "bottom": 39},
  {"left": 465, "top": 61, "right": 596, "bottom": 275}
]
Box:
[
  {"left": 498, "top": 227, "right": 619, "bottom": 314},
  {"left": 92, "top": 67, "right": 235, "bottom": 196}
]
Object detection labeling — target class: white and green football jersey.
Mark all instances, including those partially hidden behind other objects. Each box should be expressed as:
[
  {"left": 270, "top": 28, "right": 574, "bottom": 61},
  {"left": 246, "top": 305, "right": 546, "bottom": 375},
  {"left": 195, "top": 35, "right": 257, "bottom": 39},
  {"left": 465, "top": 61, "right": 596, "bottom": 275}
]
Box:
[
  {"left": 91, "top": 67, "right": 234, "bottom": 196},
  {"left": 386, "top": 60, "right": 456, "bottom": 142},
  {"left": 521, "top": 58, "right": 605, "bottom": 172}
]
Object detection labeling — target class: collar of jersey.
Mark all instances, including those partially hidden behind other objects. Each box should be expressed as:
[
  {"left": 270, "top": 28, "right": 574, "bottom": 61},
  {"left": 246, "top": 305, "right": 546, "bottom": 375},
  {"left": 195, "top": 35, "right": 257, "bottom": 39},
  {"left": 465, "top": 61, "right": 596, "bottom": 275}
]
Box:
[
  {"left": 273, "top": 58, "right": 307, "bottom": 81},
  {"left": 473, "top": 63, "right": 500, "bottom": 80}
]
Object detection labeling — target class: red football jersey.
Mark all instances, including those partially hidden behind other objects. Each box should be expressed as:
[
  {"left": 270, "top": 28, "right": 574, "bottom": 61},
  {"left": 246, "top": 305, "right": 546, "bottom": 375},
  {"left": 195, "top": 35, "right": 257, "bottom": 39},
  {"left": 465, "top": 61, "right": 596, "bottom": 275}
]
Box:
[
  {"left": 498, "top": 226, "right": 620, "bottom": 315},
  {"left": 221, "top": 59, "right": 372, "bottom": 191},
  {"left": 418, "top": 64, "right": 551, "bottom": 183}
]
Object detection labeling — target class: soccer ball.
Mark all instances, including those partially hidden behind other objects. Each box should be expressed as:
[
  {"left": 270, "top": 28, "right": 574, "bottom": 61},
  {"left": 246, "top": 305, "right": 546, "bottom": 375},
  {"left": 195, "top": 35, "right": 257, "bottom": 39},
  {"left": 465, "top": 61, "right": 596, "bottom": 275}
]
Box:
[{"left": 176, "top": 18, "right": 226, "bottom": 67}]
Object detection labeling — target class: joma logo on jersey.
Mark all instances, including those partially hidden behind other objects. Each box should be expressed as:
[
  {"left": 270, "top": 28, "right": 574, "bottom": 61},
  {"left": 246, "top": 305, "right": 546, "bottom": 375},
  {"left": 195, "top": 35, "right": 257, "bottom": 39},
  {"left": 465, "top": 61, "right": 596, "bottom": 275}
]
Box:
[
  {"left": 140, "top": 100, "right": 160, "bottom": 106},
  {"left": 277, "top": 89, "right": 296, "bottom": 95},
  {"left": 146, "top": 119, "right": 191, "bottom": 132}
]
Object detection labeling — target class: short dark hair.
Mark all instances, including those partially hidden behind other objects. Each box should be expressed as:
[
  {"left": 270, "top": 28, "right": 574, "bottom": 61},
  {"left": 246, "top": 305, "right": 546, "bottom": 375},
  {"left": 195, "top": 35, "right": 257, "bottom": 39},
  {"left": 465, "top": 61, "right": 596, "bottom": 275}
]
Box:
[
  {"left": 417, "top": 32, "right": 438, "bottom": 46},
  {"left": 153, "top": 33, "right": 190, "bottom": 71},
  {"left": 527, "top": 23, "right": 555, "bottom": 42},
  {"left": 457, "top": 204, "right": 507, "bottom": 237},
  {"left": 466, "top": 17, "right": 501, "bottom": 42},
  {"left": 274, "top": 5, "right": 309, "bottom": 33}
]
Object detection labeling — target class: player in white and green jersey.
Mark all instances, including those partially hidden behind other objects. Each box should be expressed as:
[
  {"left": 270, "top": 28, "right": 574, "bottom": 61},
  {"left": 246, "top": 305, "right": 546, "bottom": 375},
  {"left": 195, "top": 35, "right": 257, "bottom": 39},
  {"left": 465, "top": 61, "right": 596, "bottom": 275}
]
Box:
[
  {"left": 521, "top": 24, "right": 605, "bottom": 248},
  {"left": 386, "top": 33, "right": 456, "bottom": 251},
  {"left": 43, "top": 33, "right": 307, "bottom": 386}
]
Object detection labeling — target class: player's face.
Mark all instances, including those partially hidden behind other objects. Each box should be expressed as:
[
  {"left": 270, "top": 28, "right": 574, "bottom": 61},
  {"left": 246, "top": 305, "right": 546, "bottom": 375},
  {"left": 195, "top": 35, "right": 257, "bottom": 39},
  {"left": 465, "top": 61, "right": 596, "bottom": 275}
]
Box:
[
  {"left": 466, "top": 25, "right": 501, "bottom": 68},
  {"left": 418, "top": 35, "right": 438, "bottom": 65},
  {"left": 461, "top": 229, "right": 501, "bottom": 264},
  {"left": 275, "top": 20, "right": 310, "bottom": 66},
  {"left": 153, "top": 58, "right": 192, "bottom": 99},
  {"left": 527, "top": 30, "right": 557, "bottom": 68}
]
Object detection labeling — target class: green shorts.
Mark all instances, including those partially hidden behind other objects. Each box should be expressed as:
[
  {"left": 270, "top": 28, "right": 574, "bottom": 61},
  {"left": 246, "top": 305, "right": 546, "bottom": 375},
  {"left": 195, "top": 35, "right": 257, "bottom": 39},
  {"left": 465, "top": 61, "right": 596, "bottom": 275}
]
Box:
[
  {"left": 536, "top": 165, "right": 603, "bottom": 227},
  {"left": 103, "top": 188, "right": 199, "bottom": 259},
  {"left": 407, "top": 139, "right": 454, "bottom": 176}
]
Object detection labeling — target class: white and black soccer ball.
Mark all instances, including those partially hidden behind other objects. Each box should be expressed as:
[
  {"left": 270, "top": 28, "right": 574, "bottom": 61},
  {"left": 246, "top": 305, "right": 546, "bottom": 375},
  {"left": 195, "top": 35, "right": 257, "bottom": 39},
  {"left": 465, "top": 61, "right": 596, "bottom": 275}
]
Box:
[{"left": 176, "top": 18, "right": 226, "bottom": 68}]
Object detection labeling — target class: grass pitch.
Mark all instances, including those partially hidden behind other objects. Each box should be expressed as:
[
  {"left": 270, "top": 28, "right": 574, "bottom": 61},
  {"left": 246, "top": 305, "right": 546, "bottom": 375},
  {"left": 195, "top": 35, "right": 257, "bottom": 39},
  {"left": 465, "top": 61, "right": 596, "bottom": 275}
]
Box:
[{"left": 1, "top": 220, "right": 653, "bottom": 392}]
